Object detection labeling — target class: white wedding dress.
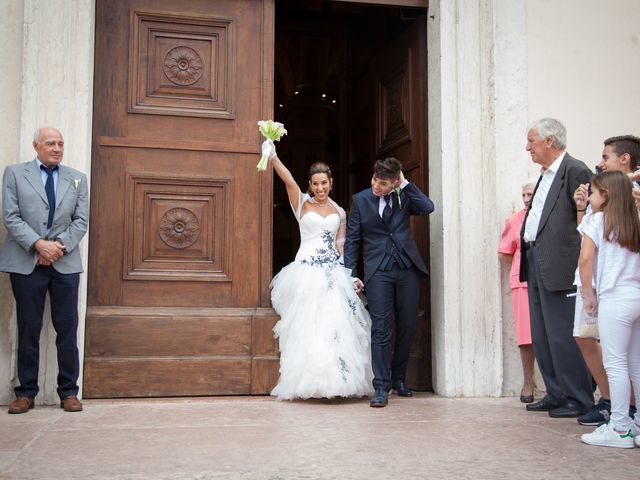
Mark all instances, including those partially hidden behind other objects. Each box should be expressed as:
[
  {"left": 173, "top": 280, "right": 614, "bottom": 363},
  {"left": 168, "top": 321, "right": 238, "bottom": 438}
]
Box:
[{"left": 270, "top": 193, "right": 373, "bottom": 400}]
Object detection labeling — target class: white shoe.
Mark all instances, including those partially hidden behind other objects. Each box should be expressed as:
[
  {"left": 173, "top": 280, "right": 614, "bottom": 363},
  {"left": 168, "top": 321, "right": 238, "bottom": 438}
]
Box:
[
  {"left": 581, "top": 423, "right": 635, "bottom": 448},
  {"left": 631, "top": 423, "right": 640, "bottom": 447}
]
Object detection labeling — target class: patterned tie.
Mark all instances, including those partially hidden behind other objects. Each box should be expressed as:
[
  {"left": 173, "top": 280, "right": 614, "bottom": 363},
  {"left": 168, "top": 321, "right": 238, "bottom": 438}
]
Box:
[
  {"left": 41, "top": 165, "right": 57, "bottom": 229},
  {"left": 383, "top": 194, "right": 392, "bottom": 225}
]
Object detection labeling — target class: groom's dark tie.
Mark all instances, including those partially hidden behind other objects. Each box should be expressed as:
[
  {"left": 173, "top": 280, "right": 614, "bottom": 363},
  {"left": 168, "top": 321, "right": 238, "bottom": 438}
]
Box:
[
  {"left": 383, "top": 194, "right": 392, "bottom": 225},
  {"left": 41, "top": 165, "right": 57, "bottom": 229}
]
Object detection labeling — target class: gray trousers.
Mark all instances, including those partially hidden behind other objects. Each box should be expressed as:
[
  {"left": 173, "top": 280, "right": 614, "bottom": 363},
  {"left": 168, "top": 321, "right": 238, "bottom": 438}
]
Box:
[{"left": 525, "top": 247, "right": 593, "bottom": 409}]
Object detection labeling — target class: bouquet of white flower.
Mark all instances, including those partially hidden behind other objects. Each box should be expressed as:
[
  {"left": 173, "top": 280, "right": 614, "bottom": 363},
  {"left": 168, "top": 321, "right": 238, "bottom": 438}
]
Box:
[{"left": 256, "top": 120, "right": 287, "bottom": 171}]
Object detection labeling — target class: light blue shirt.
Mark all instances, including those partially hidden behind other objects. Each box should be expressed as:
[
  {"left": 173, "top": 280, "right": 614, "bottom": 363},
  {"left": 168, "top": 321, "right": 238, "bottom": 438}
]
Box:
[{"left": 36, "top": 158, "right": 59, "bottom": 196}]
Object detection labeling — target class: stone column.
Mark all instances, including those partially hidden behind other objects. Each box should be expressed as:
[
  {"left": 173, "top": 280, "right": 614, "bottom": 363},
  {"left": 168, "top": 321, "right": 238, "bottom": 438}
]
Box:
[
  {"left": 0, "top": 0, "right": 26, "bottom": 406},
  {"left": 0, "top": 0, "right": 95, "bottom": 405},
  {"left": 493, "top": 0, "right": 533, "bottom": 397},
  {"left": 427, "top": 0, "right": 529, "bottom": 396}
]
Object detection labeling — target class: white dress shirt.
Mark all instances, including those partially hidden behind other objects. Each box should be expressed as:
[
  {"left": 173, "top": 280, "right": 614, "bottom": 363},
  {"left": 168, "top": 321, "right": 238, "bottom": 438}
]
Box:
[
  {"left": 377, "top": 179, "right": 409, "bottom": 217},
  {"left": 523, "top": 152, "right": 566, "bottom": 242}
]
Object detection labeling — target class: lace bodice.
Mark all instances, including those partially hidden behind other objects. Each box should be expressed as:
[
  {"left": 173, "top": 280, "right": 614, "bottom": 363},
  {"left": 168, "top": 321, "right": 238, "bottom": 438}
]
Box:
[{"left": 292, "top": 193, "right": 346, "bottom": 267}]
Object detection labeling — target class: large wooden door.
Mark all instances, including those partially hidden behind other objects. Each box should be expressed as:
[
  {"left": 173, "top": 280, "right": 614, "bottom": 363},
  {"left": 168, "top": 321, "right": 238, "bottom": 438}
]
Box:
[
  {"left": 351, "top": 17, "right": 431, "bottom": 389},
  {"left": 84, "top": 0, "right": 278, "bottom": 397}
]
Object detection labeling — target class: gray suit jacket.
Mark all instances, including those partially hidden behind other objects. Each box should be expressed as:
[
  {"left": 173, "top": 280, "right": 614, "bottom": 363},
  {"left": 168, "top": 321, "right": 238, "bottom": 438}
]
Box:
[
  {"left": 519, "top": 153, "right": 591, "bottom": 291},
  {"left": 0, "top": 160, "right": 89, "bottom": 274}
]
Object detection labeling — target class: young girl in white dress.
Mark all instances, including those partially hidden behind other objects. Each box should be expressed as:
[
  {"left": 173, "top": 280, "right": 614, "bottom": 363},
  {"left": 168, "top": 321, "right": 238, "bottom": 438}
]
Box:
[
  {"left": 578, "top": 171, "right": 640, "bottom": 448},
  {"left": 261, "top": 140, "right": 373, "bottom": 400}
]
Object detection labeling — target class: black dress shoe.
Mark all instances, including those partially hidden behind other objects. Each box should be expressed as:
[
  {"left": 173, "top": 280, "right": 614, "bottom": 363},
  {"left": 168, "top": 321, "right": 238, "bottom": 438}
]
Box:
[
  {"left": 548, "top": 403, "right": 587, "bottom": 418},
  {"left": 392, "top": 381, "right": 413, "bottom": 397},
  {"left": 526, "top": 398, "right": 561, "bottom": 412},
  {"left": 370, "top": 388, "right": 389, "bottom": 408}
]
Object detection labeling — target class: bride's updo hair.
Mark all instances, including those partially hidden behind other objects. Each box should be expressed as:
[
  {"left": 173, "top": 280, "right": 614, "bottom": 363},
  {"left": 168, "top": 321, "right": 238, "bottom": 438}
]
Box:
[
  {"left": 308, "top": 162, "right": 332, "bottom": 181},
  {"left": 307, "top": 162, "right": 332, "bottom": 195}
]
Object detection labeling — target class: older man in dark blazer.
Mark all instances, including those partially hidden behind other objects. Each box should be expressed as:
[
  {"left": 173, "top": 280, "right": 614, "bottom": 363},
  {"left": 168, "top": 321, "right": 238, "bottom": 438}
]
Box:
[
  {"left": 520, "top": 118, "right": 593, "bottom": 417},
  {"left": 1, "top": 127, "right": 88, "bottom": 414}
]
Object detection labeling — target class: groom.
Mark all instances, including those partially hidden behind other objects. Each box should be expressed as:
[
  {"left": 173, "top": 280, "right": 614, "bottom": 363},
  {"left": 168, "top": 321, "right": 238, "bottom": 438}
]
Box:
[{"left": 344, "top": 157, "right": 434, "bottom": 407}]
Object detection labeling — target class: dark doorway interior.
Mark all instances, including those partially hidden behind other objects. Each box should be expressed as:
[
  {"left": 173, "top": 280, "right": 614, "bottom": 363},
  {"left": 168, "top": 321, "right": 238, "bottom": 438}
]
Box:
[
  {"left": 273, "top": 1, "right": 423, "bottom": 271},
  {"left": 272, "top": 1, "right": 433, "bottom": 390}
]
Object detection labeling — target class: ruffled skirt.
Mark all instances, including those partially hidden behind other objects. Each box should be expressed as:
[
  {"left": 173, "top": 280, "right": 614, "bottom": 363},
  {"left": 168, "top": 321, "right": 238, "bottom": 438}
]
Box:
[{"left": 270, "top": 261, "right": 373, "bottom": 400}]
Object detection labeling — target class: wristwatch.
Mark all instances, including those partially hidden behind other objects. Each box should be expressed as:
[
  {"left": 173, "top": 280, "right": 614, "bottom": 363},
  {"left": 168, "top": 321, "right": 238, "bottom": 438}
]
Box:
[{"left": 55, "top": 238, "right": 68, "bottom": 255}]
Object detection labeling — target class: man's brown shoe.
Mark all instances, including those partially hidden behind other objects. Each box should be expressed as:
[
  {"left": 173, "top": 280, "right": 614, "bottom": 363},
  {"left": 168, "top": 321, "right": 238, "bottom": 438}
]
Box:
[
  {"left": 60, "top": 395, "right": 83, "bottom": 412},
  {"left": 8, "top": 397, "right": 35, "bottom": 414}
]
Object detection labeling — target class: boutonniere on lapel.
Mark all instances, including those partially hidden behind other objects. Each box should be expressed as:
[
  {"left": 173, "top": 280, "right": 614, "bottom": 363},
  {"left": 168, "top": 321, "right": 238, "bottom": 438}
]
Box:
[
  {"left": 394, "top": 187, "right": 402, "bottom": 209},
  {"left": 73, "top": 179, "right": 81, "bottom": 189}
]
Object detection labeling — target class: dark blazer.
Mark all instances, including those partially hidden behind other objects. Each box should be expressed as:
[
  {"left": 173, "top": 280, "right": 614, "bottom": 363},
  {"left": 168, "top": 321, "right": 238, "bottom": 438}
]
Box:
[
  {"left": 344, "top": 182, "right": 434, "bottom": 285},
  {"left": 519, "top": 153, "right": 591, "bottom": 291}
]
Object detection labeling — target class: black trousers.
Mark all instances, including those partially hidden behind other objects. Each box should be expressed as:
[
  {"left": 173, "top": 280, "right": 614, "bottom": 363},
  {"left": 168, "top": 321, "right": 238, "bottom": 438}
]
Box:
[
  {"left": 366, "top": 262, "right": 422, "bottom": 390},
  {"left": 525, "top": 247, "right": 593, "bottom": 409},
  {"left": 10, "top": 266, "right": 80, "bottom": 400}
]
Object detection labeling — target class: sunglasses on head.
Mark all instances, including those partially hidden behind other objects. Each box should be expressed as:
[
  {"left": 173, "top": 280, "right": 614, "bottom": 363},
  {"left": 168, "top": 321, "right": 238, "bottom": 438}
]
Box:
[{"left": 588, "top": 166, "right": 602, "bottom": 196}]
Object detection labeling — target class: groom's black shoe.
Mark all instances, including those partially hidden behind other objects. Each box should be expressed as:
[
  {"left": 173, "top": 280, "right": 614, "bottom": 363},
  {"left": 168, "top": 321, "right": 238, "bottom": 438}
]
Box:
[
  {"left": 391, "top": 381, "right": 413, "bottom": 397},
  {"left": 370, "top": 388, "right": 389, "bottom": 408}
]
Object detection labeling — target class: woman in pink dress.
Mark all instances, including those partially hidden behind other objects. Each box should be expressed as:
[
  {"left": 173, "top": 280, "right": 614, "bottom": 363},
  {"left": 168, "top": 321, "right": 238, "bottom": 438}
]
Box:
[{"left": 499, "top": 180, "right": 536, "bottom": 403}]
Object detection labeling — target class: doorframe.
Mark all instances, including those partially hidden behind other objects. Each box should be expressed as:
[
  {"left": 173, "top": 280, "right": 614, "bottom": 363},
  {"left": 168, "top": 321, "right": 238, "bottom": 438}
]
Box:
[{"left": 260, "top": 1, "right": 276, "bottom": 306}]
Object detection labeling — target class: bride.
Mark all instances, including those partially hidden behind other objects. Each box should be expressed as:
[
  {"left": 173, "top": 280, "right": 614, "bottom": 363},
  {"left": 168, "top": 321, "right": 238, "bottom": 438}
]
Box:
[{"left": 262, "top": 140, "right": 373, "bottom": 400}]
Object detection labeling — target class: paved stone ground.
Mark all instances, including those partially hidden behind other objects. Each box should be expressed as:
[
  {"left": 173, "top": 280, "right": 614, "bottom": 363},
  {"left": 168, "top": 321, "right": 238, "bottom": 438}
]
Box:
[{"left": 1, "top": 394, "right": 638, "bottom": 479}]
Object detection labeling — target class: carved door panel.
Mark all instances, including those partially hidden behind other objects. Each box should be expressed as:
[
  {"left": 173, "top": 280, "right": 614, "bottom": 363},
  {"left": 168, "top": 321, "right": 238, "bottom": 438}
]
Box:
[
  {"left": 351, "top": 18, "right": 431, "bottom": 389},
  {"left": 84, "top": 0, "right": 278, "bottom": 397}
]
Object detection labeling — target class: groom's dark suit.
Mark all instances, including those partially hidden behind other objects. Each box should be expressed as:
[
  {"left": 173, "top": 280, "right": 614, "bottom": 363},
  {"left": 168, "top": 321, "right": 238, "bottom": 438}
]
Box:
[{"left": 344, "top": 182, "right": 434, "bottom": 391}]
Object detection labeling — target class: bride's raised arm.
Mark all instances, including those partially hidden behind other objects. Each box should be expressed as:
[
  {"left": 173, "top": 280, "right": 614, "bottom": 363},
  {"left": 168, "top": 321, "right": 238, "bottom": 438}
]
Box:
[{"left": 269, "top": 151, "right": 302, "bottom": 212}]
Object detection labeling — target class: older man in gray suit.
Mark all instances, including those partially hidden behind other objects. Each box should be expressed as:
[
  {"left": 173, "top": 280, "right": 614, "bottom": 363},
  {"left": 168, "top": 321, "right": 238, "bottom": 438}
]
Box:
[
  {"left": 1, "top": 127, "right": 88, "bottom": 414},
  {"left": 519, "top": 118, "right": 594, "bottom": 418}
]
